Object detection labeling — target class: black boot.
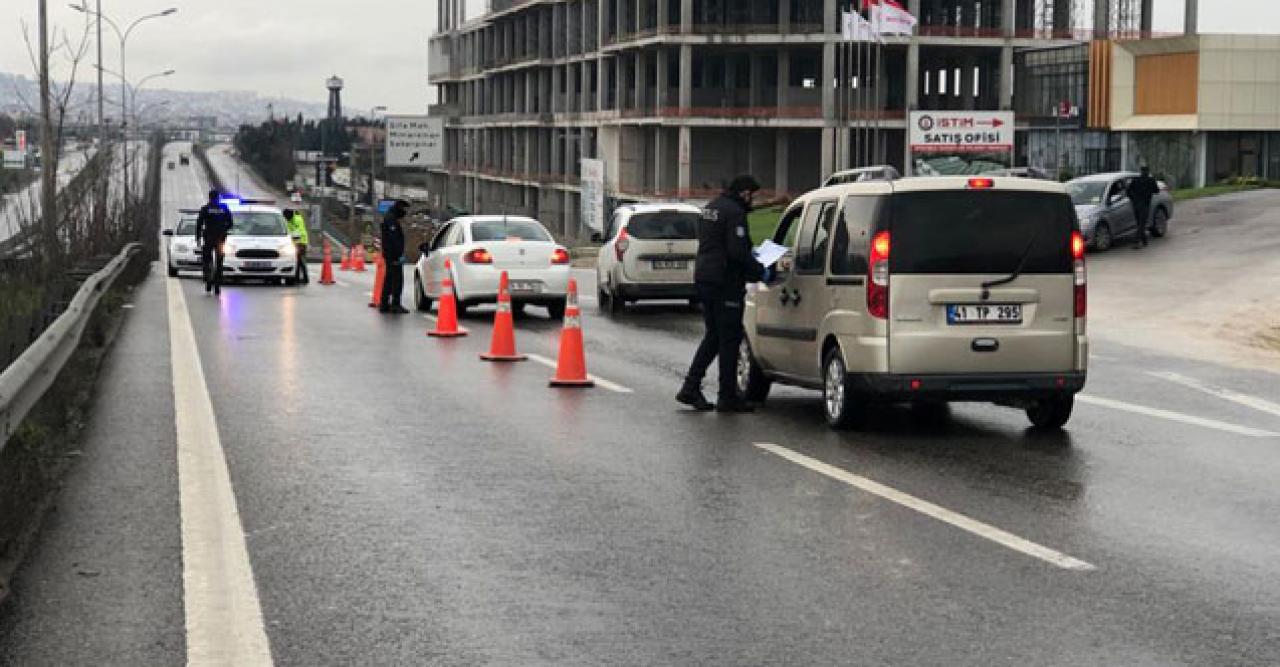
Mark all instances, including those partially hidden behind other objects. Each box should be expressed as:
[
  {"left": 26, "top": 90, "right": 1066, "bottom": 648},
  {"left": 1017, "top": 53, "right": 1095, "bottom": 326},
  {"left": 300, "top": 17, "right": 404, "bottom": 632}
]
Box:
[
  {"left": 676, "top": 381, "right": 714, "bottom": 411},
  {"left": 715, "top": 397, "right": 755, "bottom": 414}
]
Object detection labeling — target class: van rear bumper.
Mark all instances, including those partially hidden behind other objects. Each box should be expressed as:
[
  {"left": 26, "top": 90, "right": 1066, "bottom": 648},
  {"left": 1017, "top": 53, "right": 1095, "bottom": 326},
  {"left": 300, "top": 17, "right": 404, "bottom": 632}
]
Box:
[
  {"left": 848, "top": 372, "right": 1086, "bottom": 402},
  {"left": 616, "top": 282, "right": 697, "bottom": 300}
]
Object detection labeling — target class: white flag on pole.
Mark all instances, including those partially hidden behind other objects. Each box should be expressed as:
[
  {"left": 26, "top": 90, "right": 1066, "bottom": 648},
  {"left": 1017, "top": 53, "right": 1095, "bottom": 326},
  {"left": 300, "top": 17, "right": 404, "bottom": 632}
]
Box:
[
  {"left": 869, "top": 0, "right": 918, "bottom": 36},
  {"left": 841, "top": 10, "right": 877, "bottom": 42}
]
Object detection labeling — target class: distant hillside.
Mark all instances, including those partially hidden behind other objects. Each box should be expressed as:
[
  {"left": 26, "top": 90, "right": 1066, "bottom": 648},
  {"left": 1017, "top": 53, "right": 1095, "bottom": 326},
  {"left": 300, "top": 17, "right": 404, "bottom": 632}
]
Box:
[{"left": 0, "top": 71, "right": 328, "bottom": 128}]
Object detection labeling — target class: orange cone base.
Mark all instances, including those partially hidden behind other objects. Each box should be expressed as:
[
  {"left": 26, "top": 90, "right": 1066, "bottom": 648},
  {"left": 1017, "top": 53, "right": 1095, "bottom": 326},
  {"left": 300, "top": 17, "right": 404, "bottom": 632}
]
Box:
[
  {"left": 428, "top": 328, "right": 469, "bottom": 338},
  {"left": 550, "top": 378, "right": 595, "bottom": 388},
  {"left": 480, "top": 352, "right": 527, "bottom": 362}
]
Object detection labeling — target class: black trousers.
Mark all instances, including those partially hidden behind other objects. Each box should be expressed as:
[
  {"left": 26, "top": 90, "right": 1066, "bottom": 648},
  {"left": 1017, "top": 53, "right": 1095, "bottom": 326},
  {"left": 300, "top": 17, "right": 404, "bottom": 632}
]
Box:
[
  {"left": 380, "top": 259, "right": 404, "bottom": 307},
  {"left": 1133, "top": 203, "right": 1150, "bottom": 246},
  {"left": 201, "top": 244, "right": 225, "bottom": 289},
  {"left": 295, "top": 243, "right": 309, "bottom": 282},
  {"left": 685, "top": 281, "right": 746, "bottom": 401}
]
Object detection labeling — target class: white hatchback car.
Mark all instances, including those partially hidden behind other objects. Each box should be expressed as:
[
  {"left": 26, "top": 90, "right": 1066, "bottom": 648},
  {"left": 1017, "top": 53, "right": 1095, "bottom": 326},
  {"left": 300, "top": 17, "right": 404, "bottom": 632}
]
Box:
[
  {"left": 164, "top": 209, "right": 202, "bottom": 277},
  {"left": 594, "top": 203, "right": 701, "bottom": 314},
  {"left": 413, "top": 215, "right": 571, "bottom": 318},
  {"left": 219, "top": 202, "right": 299, "bottom": 285}
]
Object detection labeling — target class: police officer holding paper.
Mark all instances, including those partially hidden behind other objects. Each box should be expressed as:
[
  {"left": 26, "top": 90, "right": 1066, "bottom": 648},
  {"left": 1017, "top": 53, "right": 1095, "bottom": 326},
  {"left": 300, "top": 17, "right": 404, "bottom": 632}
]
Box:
[{"left": 677, "top": 175, "right": 769, "bottom": 414}]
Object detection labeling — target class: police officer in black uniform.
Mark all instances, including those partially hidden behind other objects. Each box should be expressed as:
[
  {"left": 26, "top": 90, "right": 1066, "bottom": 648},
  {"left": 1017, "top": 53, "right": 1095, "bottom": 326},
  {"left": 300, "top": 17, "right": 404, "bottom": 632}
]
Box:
[
  {"left": 677, "top": 175, "right": 768, "bottom": 413},
  {"left": 194, "top": 189, "right": 233, "bottom": 295},
  {"left": 1125, "top": 165, "right": 1160, "bottom": 250},
  {"left": 379, "top": 199, "right": 409, "bottom": 314}
]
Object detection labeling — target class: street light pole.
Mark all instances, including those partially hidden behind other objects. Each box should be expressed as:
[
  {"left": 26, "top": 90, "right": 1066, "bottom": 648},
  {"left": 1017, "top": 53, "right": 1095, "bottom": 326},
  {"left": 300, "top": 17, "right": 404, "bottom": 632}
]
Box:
[{"left": 69, "top": 5, "right": 177, "bottom": 210}]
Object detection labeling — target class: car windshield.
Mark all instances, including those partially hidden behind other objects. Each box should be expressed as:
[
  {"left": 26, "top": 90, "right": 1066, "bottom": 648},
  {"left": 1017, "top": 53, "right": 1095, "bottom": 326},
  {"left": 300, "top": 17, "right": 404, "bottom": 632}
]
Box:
[
  {"left": 470, "top": 220, "right": 551, "bottom": 242},
  {"left": 229, "top": 211, "right": 288, "bottom": 236},
  {"left": 890, "top": 191, "right": 1075, "bottom": 275},
  {"left": 175, "top": 218, "right": 198, "bottom": 236},
  {"left": 1067, "top": 181, "right": 1108, "bottom": 206},
  {"left": 625, "top": 211, "right": 698, "bottom": 240}
]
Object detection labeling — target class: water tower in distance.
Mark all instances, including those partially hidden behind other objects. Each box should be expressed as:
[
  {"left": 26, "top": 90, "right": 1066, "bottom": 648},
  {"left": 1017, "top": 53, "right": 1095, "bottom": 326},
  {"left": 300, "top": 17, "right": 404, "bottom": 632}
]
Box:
[{"left": 326, "top": 75, "right": 344, "bottom": 122}]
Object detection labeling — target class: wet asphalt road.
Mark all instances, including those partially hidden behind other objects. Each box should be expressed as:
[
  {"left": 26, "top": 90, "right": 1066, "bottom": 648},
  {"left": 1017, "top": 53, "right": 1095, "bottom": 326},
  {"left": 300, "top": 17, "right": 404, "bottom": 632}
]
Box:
[{"left": 2, "top": 144, "right": 1280, "bottom": 665}]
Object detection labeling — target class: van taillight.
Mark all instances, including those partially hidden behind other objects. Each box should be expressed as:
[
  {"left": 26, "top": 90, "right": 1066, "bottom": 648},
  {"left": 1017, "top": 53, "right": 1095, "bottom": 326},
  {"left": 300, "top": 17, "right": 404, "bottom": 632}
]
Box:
[
  {"left": 868, "top": 231, "right": 890, "bottom": 319},
  {"left": 615, "top": 228, "right": 630, "bottom": 261},
  {"left": 1072, "top": 231, "right": 1087, "bottom": 318}
]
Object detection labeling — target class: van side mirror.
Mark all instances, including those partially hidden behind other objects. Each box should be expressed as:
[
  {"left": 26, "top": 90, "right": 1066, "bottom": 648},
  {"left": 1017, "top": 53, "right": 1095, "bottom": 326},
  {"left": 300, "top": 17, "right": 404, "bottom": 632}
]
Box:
[{"left": 162, "top": 229, "right": 174, "bottom": 236}]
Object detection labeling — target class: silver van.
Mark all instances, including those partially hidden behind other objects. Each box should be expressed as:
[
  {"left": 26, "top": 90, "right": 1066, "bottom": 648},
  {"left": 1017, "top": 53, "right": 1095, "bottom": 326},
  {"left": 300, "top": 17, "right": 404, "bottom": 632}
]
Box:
[{"left": 739, "top": 176, "right": 1088, "bottom": 429}]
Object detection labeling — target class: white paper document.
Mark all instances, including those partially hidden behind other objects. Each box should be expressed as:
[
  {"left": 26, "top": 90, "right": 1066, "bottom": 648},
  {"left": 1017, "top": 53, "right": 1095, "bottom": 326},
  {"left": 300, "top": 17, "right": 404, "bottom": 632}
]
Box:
[{"left": 754, "top": 240, "right": 789, "bottom": 268}]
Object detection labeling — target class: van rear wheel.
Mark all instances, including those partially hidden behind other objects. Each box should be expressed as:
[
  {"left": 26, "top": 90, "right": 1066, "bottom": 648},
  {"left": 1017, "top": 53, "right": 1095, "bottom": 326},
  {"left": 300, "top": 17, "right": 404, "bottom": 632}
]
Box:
[
  {"left": 1027, "top": 395, "right": 1074, "bottom": 430},
  {"left": 736, "top": 339, "right": 771, "bottom": 403},
  {"left": 822, "top": 348, "right": 860, "bottom": 429}
]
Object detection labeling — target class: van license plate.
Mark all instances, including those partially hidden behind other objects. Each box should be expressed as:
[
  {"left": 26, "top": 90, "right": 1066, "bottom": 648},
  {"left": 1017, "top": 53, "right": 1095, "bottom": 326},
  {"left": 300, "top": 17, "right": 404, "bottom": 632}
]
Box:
[
  {"left": 652, "top": 260, "right": 687, "bottom": 270},
  {"left": 947, "top": 304, "right": 1022, "bottom": 324}
]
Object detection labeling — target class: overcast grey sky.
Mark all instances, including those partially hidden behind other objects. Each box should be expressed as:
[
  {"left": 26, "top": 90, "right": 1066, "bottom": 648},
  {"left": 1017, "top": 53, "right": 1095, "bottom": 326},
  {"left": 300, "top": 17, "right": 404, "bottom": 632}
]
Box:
[{"left": 3, "top": 0, "right": 1279, "bottom": 118}]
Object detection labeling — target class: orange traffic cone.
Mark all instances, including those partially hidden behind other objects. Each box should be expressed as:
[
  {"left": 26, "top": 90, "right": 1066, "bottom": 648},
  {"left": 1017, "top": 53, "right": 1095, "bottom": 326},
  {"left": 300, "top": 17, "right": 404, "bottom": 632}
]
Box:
[
  {"left": 318, "top": 239, "right": 336, "bottom": 285},
  {"left": 549, "top": 278, "right": 594, "bottom": 388},
  {"left": 480, "top": 271, "right": 527, "bottom": 362},
  {"left": 353, "top": 245, "right": 367, "bottom": 272},
  {"left": 427, "top": 259, "right": 468, "bottom": 337},
  {"left": 368, "top": 252, "right": 385, "bottom": 308},
  {"left": 339, "top": 247, "right": 352, "bottom": 271}
]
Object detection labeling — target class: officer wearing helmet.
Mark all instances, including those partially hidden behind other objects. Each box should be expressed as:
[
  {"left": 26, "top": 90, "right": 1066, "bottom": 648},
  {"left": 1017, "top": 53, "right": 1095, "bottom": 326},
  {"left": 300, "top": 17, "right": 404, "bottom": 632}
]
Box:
[{"left": 195, "top": 189, "right": 233, "bottom": 294}]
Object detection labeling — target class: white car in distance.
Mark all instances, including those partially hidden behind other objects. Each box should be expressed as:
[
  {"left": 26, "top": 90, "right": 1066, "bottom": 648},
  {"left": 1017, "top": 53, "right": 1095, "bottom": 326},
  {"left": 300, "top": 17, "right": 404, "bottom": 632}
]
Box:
[
  {"left": 413, "top": 215, "right": 571, "bottom": 318},
  {"left": 594, "top": 203, "right": 701, "bottom": 314},
  {"left": 164, "top": 209, "right": 202, "bottom": 277}
]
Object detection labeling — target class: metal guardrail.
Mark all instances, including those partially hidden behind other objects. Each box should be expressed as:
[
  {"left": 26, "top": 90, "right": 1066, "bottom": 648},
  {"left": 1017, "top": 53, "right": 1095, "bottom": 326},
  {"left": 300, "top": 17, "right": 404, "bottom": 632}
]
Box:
[{"left": 0, "top": 242, "right": 142, "bottom": 451}]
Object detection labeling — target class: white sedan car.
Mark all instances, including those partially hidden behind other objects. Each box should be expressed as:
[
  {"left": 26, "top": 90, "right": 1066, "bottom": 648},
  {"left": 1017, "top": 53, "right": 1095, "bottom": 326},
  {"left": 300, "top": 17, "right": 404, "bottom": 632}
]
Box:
[
  {"left": 413, "top": 215, "right": 571, "bottom": 318},
  {"left": 164, "top": 209, "right": 203, "bottom": 277}
]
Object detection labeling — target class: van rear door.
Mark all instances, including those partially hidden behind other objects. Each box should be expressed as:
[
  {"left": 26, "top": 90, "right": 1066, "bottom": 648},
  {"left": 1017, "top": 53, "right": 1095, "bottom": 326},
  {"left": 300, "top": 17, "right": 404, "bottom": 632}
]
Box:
[
  {"left": 886, "top": 189, "right": 1077, "bottom": 375},
  {"left": 622, "top": 210, "right": 699, "bottom": 283}
]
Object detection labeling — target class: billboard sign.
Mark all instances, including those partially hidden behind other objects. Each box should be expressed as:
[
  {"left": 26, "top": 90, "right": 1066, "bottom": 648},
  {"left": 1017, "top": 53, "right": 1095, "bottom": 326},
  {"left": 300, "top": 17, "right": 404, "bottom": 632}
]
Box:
[
  {"left": 580, "top": 158, "right": 605, "bottom": 233},
  {"left": 909, "top": 111, "right": 1015, "bottom": 154},
  {"left": 3, "top": 150, "right": 24, "bottom": 170},
  {"left": 385, "top": 115, "right": 444, "bottom": 168}
]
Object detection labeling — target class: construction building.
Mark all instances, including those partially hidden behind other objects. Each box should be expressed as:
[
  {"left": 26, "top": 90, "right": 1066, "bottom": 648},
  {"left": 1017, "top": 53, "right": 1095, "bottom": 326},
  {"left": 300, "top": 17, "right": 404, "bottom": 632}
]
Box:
[{"left": 426, "top": 0, "right": 1162, "bottom": 239}]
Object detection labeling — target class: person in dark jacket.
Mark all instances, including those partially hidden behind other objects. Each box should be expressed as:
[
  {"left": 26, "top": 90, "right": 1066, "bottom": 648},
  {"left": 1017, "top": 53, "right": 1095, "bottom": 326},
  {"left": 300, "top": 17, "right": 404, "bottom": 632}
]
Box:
[
  {"left": 1126, "top": 166, "right": 1160, "bottom": 249},
  {"left": 194, "top": 189, "right": 234, "bottom": 295},
  {"left": 677, "top": 175, "right": 768, "bottom": 413},
  {"left": 379, "top": 199, "right": 409, "bottom": 313}
]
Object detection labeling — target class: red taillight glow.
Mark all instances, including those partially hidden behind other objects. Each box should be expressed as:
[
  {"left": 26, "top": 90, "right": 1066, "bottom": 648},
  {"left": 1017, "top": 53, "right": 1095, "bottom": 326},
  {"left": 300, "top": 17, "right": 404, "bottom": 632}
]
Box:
[
  {"left": 464, "top": 248, "right": 493, "bottom": 264},
  {"left": 867, "top": 230, "right": 891, "bottom": 320},
  {"left": 614, "top": 228, "right": 630, "bottom": 261},
  {"left": 1071, "top": 231, "right": 1086, "bottom": 260},
  {"left": 551, "top": 248, "right": 571, "bottom": 265},
  {"left": 1072, "top": 231, "right": 1087, "bottom": 318},
  {"left": 967, "top": 177, "right": 995, "bottom": 189}
]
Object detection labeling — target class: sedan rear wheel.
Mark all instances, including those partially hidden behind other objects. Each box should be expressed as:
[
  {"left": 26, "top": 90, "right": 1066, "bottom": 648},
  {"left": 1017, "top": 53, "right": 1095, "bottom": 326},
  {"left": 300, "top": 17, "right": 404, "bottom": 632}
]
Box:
[
  {"left": 1150, "top": 208, "right": 1169, "bottom": 238},
  {"left": 1093, "top": 222, "right": 1113, "bottom": 252}
]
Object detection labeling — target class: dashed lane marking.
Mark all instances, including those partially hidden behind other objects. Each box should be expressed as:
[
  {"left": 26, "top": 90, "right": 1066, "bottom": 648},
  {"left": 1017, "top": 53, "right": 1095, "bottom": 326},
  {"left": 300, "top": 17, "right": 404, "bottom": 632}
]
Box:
[
  {"left": 166, "top": 278, "right": 274, "bottom": 665},
  {"left": 1147, "top": 371, "right": 1280, "bottom": 421},
  {"left": 754, "top": 443, "right": 1097, "bottom": 572},
  {"left": 1076, "top": 394, "right": 1279, "bottom": 438},
  {"left": 526, "top": 353, "right": 635, "bottom": 394},
  {"left": 420, "top": 314, "right": 634, "bottom": 393}
]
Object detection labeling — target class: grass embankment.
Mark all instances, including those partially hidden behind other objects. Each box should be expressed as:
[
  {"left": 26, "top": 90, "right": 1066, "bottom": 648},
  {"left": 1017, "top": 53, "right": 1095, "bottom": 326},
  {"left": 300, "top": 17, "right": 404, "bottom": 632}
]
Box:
[{"left": 748, "top": 206, "right": 785, "bottom": 243}]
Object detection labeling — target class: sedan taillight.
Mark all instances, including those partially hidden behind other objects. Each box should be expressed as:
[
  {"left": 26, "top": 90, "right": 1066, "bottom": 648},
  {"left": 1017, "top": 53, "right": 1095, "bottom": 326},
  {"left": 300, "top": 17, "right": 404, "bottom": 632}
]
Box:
[
  {"left": 463, "top": 248, "right": 493, "bottom": 264},
  {"left": 551, "top": 248, "right": 571, "bottom": 265}
]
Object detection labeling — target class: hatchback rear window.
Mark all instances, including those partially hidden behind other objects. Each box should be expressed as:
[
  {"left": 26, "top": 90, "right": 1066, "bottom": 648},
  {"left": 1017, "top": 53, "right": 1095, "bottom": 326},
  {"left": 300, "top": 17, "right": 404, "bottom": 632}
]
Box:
[
  {"left": 625, "top": 211, "right": 699, "bottom": 239},
  {"left": 889, "top": 191, "right": 1075, "bottom": 274}
]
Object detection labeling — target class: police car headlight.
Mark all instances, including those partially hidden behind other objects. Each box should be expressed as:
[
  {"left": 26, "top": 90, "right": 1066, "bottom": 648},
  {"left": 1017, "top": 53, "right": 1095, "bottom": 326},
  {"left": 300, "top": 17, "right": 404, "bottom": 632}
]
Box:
[{"left": 278, "top": 242, "right": 296, "bottom": 257}]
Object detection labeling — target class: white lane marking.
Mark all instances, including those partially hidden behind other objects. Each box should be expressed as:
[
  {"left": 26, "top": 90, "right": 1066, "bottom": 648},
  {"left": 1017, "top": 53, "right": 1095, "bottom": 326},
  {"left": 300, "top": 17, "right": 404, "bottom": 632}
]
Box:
[
  {"left": 1148, "top": 371, "right": 1280, "bottom": 421},
  {"left": 166, "top": 279, "right": 274, "bottom": 665},
  {"left": 1076, "top": 394, "right": 1279, "bottom": 438},
  {"left": 421, "top": 315, "right": 633, "bottom": 393},
  {"left": 754, "top": 443, "right": 1096, "bottom": 572},
  {"left": 525, "top": 353, "right": 634, "bottom": 394}
]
